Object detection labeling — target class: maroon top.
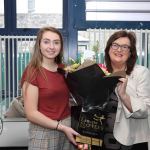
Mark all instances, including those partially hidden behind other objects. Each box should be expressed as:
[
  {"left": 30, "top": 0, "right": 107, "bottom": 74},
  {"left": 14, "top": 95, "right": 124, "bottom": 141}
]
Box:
[{"left": 21, "top": 66, "right": 70, "bottom": 120}]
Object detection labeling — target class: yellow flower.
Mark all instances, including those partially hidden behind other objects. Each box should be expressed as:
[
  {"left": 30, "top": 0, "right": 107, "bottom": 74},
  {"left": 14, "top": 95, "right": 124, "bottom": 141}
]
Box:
[
  {"left": 64, "top": 58, "right": 80, "bottom": 72},
  {"left": 64, "top": 63, "right": 80, "bottom": 72}
]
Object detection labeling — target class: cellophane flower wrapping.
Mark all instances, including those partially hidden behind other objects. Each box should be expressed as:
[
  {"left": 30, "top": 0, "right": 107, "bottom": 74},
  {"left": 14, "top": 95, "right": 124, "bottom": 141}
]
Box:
[{"left": 64, "top": 60, "right": 125, "bottom": 147}]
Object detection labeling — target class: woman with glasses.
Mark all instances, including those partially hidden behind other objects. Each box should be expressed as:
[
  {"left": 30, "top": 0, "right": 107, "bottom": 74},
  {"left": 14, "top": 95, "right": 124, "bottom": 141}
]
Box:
[
  {"left": 20, "top": 26, "right": 78, "bottom": 150},
  {"left": 102, "top": 30, "right": 150, "bottom": 150}
]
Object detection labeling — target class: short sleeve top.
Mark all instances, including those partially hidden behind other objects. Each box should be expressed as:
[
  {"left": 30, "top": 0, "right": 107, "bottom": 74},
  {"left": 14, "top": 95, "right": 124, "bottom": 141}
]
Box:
[{"left": 22, "top": 66, "right": 70, "bottom": 120}]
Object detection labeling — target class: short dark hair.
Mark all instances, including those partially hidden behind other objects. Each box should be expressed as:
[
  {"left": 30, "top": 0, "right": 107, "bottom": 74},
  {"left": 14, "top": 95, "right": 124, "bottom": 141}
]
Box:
[{"left": 104, "top": 30, "right": 138, "bottom": 75}]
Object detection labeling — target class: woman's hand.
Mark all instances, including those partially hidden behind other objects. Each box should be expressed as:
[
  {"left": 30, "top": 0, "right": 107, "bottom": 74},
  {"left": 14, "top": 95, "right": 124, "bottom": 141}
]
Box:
[
  {"left": 117, "top": 77, "right": 128, "bottom": 99},
  {"left": 117, "top": 77, "right": 132, "bottom": 112},
  {"left": 58, "top": 124, "right": 79, "bottom": 145},
  {"left": 77, "top": 143, "right": 90, "bottom": 150}
]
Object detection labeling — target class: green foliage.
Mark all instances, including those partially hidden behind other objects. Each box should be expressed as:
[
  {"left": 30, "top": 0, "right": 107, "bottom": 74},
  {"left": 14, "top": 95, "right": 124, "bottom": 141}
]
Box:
[
  {"left": 68, "top": 57, "right": 80, "bottom": 65},
  {"left": 92, "top": 40, "right": 99, "bottom": 53}
]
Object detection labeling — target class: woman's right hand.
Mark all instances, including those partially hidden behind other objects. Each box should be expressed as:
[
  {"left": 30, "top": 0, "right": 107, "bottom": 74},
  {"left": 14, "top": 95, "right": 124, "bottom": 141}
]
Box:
[{"left": 77, "top": 143, "right": 89, "bottom": 150}]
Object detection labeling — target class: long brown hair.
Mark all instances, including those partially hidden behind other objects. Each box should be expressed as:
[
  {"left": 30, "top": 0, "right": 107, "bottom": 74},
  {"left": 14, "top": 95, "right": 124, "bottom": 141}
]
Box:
[
  {"left": 104, "top": 30, "right": 138, "bottom": 75},
  {"left": 21, "top": 26, "right": 64, "bottom": 87}
]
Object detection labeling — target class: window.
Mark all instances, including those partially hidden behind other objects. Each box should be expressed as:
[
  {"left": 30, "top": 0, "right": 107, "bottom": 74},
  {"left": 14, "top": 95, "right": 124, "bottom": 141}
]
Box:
[
  {"left": 16, "top": 0, "right": 63, "bottom": 28},
  {"left": 86, "top": 0, "right": 150, "bottom": 21},
  {"left": 77, "top": 29, "right": 150, "bottom": 68},
  {"left": 0, "top": 0, "right": 70, "bottom": 118},
  {"left": 0, "top": 0, "right": 4, "bottom": 28}
]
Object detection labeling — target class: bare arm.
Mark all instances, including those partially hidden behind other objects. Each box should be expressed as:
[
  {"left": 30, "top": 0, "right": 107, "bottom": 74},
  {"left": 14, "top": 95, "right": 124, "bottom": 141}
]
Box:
[{"left": 22, "top": 81, "right": 78, "bottom": 145}]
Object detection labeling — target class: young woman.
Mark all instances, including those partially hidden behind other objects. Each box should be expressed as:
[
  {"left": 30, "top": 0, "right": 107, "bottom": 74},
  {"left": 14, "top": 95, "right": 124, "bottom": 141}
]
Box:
[{"left": 21, "top": 27, "right": 78, "bottom": 150}]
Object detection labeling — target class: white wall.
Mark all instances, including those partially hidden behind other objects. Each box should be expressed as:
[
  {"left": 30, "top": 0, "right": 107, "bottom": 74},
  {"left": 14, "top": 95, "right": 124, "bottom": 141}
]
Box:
[{"left": 0, "top": 118, "right": 28, "bottom": 147}]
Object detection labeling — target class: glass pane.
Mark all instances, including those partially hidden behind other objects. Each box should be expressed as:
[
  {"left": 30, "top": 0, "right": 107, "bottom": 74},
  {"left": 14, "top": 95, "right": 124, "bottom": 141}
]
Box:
[
  {"left": 78, "top": 29, "right": 150, "bottom": 67},
  {"left": 0, "top": 38, "right": 7, "bottom": 115},
  {"left": 0, "top": 36, "right": 36, "bottom": 117},
  {"left": 147, "top": 34, "right": 150, "bottom": 69},
  {"left": 78, "top": 30, "right": 106, "bottom": 64},
  {"left": 86, "top": 1, "right": 150, "bottom": 21},
  {"left": 17, "top": 38, "right": 35, "bottom": 81},
  {"left": 0, "top": 0, "right": 4, "bottom": 28},
  {"left": 17, "top": 0, "right": 63, "bottom": 28}
]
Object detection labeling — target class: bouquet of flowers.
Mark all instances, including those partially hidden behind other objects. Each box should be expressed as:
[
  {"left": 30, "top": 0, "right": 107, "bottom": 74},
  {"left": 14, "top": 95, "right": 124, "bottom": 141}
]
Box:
[{"left": 62, "top": 59, "right": 126, "bottom": 147}]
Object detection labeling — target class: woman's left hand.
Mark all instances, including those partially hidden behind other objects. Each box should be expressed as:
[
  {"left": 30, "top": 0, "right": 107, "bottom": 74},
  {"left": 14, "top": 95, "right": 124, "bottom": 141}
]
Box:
[{"left": 58, "top": 124, "right": 79, "bottom": 146}]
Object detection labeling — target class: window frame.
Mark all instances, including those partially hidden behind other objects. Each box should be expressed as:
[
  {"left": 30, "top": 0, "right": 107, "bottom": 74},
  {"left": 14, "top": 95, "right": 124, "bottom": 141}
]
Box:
[
  {"left": 0, "top": 0, "right": 75, "bottom": 103},
  {"left": 0, "top": 0, "right": 68, "bottom": 35}
]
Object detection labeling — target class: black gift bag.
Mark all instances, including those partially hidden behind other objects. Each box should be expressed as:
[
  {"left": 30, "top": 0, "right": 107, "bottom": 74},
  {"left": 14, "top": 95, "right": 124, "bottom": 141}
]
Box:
[
  {"left": 71, "top": 106, "right": 106, "bottom": 147},
  {"left": 65, "top": 64, "right": 125, "bottom": 147},
  {"left": 66, "top": 64, "right": 105, "bottom": 106},
  {"left": 67, "top": 64, "right": 122, "bottom": 111}
]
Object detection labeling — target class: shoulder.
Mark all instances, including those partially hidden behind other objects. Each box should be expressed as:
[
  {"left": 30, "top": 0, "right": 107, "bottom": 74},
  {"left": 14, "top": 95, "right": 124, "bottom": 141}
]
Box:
[
  {"left": 132, "top": 64, "right": 150, "bottom": 75},
  {"left": 129, "top": 65, "right": 150, "bottom": 82},
  {"left": 21, "top": 66, "right": 39, "bottom": 86},
  {"left": 22, "top": 66, "right": 39, "bottom": 78}
]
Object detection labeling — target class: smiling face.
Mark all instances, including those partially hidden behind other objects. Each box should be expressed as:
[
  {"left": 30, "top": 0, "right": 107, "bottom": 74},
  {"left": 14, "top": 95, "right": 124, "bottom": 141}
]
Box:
[
  {"left": 105, "top": 31, "right": 137, "bottom": 75},
  {"left": 40, "top": 31, "right": 61, "bottom": 61},
  {"left": 109, "top": 37, "right": 131, "bottom": 69}
]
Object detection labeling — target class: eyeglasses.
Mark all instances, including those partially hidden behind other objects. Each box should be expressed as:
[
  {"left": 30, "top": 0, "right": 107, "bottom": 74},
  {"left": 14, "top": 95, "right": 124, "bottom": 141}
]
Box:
[
  {"left": 111, "top": 43, "right": 130, "bottom": 52},
  {"left": 41, "top": 39, "right": 61, "bottom": 47}
]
